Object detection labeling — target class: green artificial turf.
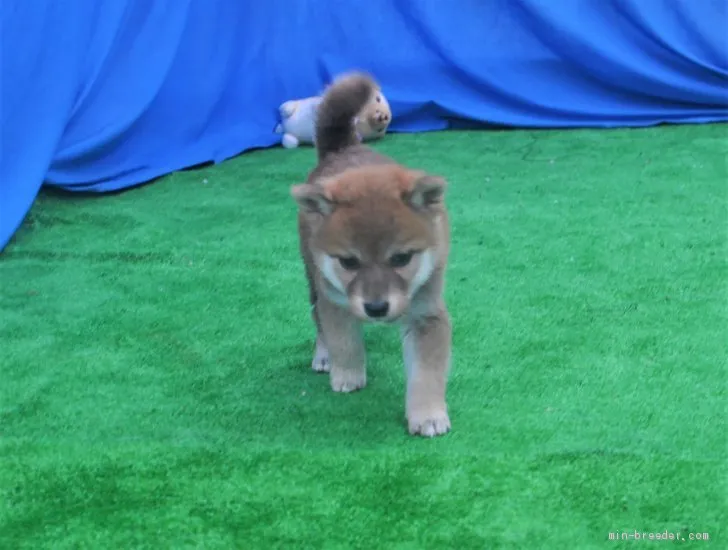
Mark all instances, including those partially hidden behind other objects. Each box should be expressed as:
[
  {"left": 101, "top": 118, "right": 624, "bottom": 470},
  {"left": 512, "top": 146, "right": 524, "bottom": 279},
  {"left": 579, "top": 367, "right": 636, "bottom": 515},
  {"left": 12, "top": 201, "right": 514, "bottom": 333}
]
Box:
[{"left": 1, "top": 125, "right": 726, "bottom": 549}]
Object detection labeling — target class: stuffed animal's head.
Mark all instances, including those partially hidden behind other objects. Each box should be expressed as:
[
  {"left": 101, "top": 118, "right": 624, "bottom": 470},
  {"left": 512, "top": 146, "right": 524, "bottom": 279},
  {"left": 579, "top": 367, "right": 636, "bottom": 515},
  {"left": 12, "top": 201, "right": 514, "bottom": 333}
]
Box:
[{"left": 355, "top": 90, "right": 392, "bottom": 141}]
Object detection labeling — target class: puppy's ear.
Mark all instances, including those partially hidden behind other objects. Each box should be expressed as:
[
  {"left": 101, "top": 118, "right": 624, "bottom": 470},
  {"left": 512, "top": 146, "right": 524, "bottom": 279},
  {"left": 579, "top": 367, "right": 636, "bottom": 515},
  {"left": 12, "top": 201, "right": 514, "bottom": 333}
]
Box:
[
  {"left": 291, "top": 184, "right": 333, "bottom": 216},
  {"left": 405, "top": 173, "right": 447, "bottom": 210}
]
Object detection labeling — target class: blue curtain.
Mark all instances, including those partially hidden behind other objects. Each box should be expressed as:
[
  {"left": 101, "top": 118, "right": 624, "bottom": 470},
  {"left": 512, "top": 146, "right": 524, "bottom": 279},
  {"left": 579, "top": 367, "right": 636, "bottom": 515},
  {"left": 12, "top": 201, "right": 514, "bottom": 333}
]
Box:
[{"left": 1, "top": 0, "right": 726, "bottom": 250}]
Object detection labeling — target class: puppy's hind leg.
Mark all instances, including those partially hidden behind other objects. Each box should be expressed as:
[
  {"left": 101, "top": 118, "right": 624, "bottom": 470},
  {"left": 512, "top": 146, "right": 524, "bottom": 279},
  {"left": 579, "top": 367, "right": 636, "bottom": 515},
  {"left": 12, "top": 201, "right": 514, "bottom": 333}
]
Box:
[
  {"left": 305, "top": 265, "right": 330, "bottom": 373},
  {"left": 311, "top": 308, "right": 330, "bottom": 373}
]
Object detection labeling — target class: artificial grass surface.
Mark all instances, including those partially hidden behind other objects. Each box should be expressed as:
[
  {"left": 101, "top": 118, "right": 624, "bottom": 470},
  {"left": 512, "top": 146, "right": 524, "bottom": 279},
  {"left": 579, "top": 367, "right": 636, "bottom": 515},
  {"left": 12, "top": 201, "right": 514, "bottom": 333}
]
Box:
[{"left": 1, "top": 124, "right": 726, "bottom": 548}]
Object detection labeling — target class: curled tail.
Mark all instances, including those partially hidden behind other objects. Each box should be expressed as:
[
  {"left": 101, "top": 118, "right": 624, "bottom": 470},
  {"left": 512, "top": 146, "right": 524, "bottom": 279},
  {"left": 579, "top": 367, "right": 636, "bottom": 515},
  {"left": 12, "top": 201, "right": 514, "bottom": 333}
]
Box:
[{"left": 315, "top": 72, "right": 379, "bottom": 159}]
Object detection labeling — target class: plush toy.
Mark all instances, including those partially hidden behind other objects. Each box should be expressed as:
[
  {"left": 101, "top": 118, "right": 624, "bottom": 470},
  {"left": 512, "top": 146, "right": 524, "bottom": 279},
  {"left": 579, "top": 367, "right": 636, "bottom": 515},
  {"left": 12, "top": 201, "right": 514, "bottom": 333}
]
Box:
[{"left": 274, "top": 88, "right": 391, "bottom": 149}]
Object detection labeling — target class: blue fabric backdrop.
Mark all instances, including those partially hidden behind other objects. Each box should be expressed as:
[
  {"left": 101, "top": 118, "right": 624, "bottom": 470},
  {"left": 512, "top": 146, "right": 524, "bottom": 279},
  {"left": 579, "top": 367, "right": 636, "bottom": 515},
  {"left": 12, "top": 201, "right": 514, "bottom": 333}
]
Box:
[{"left": 1, "top": 0, "right": 727, "bottom": 250}]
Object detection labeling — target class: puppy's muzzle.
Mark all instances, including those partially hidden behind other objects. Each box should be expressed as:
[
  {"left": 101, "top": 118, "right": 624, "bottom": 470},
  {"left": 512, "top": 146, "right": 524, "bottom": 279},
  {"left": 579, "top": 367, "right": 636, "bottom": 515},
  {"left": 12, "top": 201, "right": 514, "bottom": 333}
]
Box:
[{"left": 363, "top": 300, "right": 389, "bottom": 318}]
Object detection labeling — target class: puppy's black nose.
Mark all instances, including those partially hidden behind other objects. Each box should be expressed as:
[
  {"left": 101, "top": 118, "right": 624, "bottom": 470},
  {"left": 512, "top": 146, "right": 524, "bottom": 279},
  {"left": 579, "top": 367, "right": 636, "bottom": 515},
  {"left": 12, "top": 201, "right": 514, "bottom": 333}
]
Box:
[{"left": 364, "top": 301, "right": 389, "bottom": 318}]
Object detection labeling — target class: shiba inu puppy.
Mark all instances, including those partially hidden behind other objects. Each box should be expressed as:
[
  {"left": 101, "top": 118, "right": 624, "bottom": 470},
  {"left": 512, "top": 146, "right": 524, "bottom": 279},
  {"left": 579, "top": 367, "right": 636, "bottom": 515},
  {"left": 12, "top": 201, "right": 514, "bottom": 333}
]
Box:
[{"left": 290, "top": 72, "right": 452, "bottom": 437}]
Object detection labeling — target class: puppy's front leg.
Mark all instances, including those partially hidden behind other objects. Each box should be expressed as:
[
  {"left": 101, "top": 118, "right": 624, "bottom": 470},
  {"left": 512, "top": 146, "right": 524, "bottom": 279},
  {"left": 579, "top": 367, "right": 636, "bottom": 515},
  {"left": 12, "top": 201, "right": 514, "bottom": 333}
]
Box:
[
  {"left": 401, "top": 308, "right": 451, "bottom": 437},
  {"left": 318, "top": 298, "right": 367, "bottom": 393}
]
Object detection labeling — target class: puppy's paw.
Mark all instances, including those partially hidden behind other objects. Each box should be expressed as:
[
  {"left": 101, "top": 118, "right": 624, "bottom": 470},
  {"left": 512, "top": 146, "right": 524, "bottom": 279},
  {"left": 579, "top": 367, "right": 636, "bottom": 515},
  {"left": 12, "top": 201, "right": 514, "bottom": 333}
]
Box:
[
  {"left": 311, "top": 341, "right": 330, "bottom": 373},
  {"left": 330, "top": 368, "right": 366, "bottom": 393},
  {"left": 407, "top": 409, "right": 451, "bottom": 437}
]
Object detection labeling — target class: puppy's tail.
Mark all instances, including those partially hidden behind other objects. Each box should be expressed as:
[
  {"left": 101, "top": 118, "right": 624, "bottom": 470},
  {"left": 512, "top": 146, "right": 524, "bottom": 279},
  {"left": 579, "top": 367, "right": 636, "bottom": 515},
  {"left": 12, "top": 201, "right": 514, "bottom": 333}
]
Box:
[{"left": 315, "top": 72, "right": 378, "bottom": 159}]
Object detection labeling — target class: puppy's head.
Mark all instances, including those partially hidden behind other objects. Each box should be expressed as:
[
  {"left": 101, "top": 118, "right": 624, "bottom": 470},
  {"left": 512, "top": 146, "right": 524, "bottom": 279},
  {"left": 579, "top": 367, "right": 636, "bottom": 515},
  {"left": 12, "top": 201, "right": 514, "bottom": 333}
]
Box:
[{"left": 292, "top": 165, "right": 447, "bottom": 322}]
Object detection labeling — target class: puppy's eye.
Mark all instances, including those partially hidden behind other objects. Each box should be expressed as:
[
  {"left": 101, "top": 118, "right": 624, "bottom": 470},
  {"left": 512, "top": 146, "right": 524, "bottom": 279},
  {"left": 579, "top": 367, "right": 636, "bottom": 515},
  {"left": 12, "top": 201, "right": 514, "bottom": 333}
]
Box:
[
  {"left": 376, "top": 95, "right": 381, "bottom": 103},
  {"left": 338, "top": 256, "right": 361, "bottom": 270},
  {"left": 389, "top": 252, "right": 413, "bottom": 268}
]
